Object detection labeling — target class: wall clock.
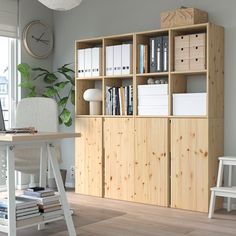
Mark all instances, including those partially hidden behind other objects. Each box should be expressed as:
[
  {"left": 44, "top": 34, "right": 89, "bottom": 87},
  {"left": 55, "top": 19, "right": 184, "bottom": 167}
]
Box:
[{"left": 23, "top": 20, "right": 54, "bottom": 59}]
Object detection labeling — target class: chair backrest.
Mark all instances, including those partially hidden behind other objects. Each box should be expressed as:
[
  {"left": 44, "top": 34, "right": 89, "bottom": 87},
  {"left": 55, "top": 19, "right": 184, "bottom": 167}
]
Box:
[
  {"left": 14, "top": 97, "right": 59, "bottom": 174},
  {"left": 16, "top": 97, "right": 58, "bottom": 132}
]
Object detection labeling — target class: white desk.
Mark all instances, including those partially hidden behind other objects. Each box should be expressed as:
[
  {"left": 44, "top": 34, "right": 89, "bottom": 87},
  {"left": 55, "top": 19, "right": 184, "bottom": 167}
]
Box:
[{"left": 0, "top": 132, "right": 80, "bottom": 236}]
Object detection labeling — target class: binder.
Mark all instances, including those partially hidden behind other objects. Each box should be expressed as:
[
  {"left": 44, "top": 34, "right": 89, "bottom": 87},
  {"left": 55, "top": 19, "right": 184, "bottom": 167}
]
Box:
[
  {"left": 78, "top": 49, "right": 85, "bottom": 78},
  {"left": 122, "top": 44, "right": 132, "bottom": 75},
  {"left": 162, "top": 36, "right": 169, "bottom": 72},
  {"left": 156, "top": 37, "right": 163, "bottom": 72},
  {"left": 92, "top": 47, "right": 102, "bottom": 77},
  {"left": 106, "top": 46, "right": 114, "bottom": 76},
  {"left": 84, "top": 48, "right": 92, "bottom": 77},
  {"left": 113, "top": 45, "right": 122, "bottom": 75},
  {"left": 150, "top": 37, "right": 157, "bottom": 73}
]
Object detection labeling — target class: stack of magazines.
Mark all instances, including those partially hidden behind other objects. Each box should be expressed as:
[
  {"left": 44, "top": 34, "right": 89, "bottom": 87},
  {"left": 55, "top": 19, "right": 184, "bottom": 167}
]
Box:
[
  {"left": 21, "top": 187, "right": 63, "bottom": 221},
  {"left": 0, "top": 196, "right": 42, "bottom": 227}
]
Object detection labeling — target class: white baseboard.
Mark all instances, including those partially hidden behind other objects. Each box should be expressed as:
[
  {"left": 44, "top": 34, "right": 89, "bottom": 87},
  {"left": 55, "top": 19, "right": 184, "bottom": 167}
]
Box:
[
  {"left": 65, "top": 182, "right": 75, "bottom": 188},
  {"left": 223, "top": 202, "right": 236, "bottom": 210}
]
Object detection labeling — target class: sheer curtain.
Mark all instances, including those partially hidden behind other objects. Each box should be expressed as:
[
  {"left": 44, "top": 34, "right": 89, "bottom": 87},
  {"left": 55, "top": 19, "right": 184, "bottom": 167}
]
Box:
[{"left": 0, "top": 0, "right": 19, "bottom": 189}]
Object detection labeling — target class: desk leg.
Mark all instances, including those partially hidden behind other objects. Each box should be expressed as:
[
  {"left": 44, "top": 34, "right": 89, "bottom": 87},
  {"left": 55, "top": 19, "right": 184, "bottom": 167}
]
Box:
[
  {"left": 7, "top": 145, "right": 16, "bottom": 236},
  {"left": 47, "top": 143, "right": 76, "bottom": 236},
  {"left": 38, "top": 144, "right": 47, "bottom": 231}
]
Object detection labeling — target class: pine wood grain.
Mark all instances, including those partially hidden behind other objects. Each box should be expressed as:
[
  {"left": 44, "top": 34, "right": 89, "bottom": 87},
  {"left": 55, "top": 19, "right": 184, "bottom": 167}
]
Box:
[{"left": 75, "top": 118, "right": 103, "bottom": 197}]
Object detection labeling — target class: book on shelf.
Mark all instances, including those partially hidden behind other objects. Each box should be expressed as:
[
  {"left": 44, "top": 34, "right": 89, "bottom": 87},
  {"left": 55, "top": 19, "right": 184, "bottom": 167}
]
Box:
[
  {"left": 16, "top": 212, "right": 41, "bottom": 221},
  {"left": 0, "top": 197, "right": 38, "bottom": 211},
  {"left": 139, "top": 44, "right": 148, "bottom": 74},
  {"left": 39, "top": 206, "right": 62, "bottom": 213},
  {"left": 23, "top": 189, "right": 55, "bottom": 198},
  {"left": 16, "top": 209, "right": 40, "bottom": 217},
  {"left": 0, "top": 215, "right": 43, "bottom": 227},
  {"left": 20, "top": 193, "right": 60, "bottom": 205},
  {"left": 17, "top": 215, "right": 43, "bottom": 227},
  {"left": 26, "top": 187, "right": 45, "bottom": 192},
  {"left": 43, "top": 209, "right": 63, "bottom": 221},
  {"left": 0, "top": 197, "right": 41, "bottom": 226},
  {"left": 106, "top": 85, "right": 133, "bottom": 115}
]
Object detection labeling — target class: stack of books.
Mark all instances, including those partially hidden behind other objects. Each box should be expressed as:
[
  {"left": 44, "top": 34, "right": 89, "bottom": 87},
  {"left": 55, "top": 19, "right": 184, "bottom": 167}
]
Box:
[
  {"left": 21, "top": 187, "right": 63, "bottom": 221},
  {"left": 0, "top": 196, "right": 42, "bottom": 227},
  {"left": 106, "top": 85, "right": 133, "bottom": 115}
]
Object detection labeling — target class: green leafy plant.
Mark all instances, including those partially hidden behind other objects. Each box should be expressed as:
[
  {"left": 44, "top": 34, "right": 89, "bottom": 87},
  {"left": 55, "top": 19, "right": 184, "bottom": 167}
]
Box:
[{"left": 17, "top": 63, "right": 75, "bottom": 127}]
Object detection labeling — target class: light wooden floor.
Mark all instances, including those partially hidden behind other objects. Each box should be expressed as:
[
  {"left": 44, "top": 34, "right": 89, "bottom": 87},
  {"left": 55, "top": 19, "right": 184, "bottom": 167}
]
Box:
[{"left": 2, "top": 191, "right": 236, "bottom": 236}]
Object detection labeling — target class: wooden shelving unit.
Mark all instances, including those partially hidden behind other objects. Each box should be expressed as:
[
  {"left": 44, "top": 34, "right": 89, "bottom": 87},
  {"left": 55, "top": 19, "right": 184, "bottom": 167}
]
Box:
[{"left": 75, "top": 22, "right": 224, "bottom": 212}]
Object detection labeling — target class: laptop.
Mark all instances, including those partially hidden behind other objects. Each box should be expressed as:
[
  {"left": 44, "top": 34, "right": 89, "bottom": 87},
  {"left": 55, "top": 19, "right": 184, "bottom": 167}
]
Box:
[{"left": 0, "top": 100, "right": 37, "bottom": 134}]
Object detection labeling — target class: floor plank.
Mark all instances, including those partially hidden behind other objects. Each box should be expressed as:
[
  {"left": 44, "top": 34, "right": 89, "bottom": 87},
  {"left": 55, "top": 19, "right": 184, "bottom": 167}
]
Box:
[{"left": 0, "top": 191, "right": 236, "bottom": 235}]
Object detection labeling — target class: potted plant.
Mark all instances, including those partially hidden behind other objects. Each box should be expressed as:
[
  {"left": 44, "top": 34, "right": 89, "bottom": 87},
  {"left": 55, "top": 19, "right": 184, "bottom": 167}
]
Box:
[{"left": 17, "top": 63, "right": 75, "bottom": 127}]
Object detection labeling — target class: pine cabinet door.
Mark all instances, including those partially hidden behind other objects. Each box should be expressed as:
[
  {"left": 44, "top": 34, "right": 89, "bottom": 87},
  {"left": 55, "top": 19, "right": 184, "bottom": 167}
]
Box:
[
  {"left": 134, "top": 118, "right": 169, "bottom": 206},
  {"left": 104, "top": 118, "right": 135, "bottom": 201},
  {"left": 171, "top": 119, "right": 208, "bottom": 212},
  {"left": 75, "top": 118, "right": 103, "bottom": 197}
]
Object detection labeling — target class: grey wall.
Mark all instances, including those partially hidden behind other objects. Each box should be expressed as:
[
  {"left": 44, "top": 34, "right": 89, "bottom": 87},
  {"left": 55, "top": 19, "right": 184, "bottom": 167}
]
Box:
[
  {"left": 50, "top": 0, "right": 235, "bottom": 189},
  {"left": 19, "top": 0, "right": 54, "bottom": 97}
]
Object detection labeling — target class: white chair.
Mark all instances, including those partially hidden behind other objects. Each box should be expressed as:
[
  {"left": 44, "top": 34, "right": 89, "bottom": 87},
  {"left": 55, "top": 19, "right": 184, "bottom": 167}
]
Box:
[
  {"left": 14, "top": 97, "right": 61, "bottom": 188},
  {"left": 209, "top": 156, "right": 236, "bottom": 218}
]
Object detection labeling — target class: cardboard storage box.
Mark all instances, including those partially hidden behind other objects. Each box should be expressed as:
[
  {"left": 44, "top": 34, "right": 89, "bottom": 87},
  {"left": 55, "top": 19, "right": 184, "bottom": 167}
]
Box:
[
  {"left": 190, "top": 58, "right": 206, "bottom": 70},
  {"left": 173, "top": 93, "right": 206, "bottom": 115},
  {"left": 175, "top": 35, "right": 190, "bottom": 49},
  {"left": 190, "top": 33, "right": 206, "bottom": 47},
  {"left": 190, "top": 46, "right": 205, "bottom": 58},
  {"left": 160, "top": 8, "right": 208, "bottom": 28},
  {"left": 138, "top": 105, "right": 168, "bottom": 116},
  {"left": 175, "top": 59, "right": 189, "bottom": 71}
]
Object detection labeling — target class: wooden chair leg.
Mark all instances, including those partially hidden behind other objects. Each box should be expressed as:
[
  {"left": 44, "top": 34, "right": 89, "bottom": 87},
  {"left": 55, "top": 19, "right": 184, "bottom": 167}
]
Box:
[
  {"left": 209, "top": 191, "right": 216, "bottom": 219},
  {"left": 216, "top": 160, "right": 223, "bottom": 187},
  {"left": 227, "top": 165, "right": 232, "bottom": 212}
]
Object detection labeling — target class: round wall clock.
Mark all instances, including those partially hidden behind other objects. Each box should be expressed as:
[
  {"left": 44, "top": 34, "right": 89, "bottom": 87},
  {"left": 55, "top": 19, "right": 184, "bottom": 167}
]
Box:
[{"left": 23, "top": 20, "right": 54, "bottom": 59}]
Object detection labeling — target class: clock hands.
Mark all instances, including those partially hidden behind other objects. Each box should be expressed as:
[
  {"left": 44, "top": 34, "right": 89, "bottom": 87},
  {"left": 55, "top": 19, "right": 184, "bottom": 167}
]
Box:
[
  {"left": 38, "top": 32, "right": 45, "bottom": 41},
  {"left": 32, "top": 34, "right": 49, "bottom": 46}
]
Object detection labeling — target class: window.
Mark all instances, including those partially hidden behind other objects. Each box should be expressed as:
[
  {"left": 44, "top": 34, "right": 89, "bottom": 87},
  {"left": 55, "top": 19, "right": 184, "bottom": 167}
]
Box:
[
  {"left": 0, "top": 36, "right": 18, "bottom": 129},
  {"left": 0, "top": 84, "right": 7, "bottom": 93}
]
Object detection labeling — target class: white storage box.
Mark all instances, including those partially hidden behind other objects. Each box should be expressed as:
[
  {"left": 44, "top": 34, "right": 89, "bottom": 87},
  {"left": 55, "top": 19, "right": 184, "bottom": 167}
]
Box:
[
  {"left": 173, "top": 93, "right": 206, "bottom": 115},
  {"left": 138, "top": 105, "right": 168, "bottom": 116},
  {"left": 138, "top": 84, "right": 168, "bottom": 96},
  {"left": 138, "top": 95, "right": 168, "bottom": 106}
]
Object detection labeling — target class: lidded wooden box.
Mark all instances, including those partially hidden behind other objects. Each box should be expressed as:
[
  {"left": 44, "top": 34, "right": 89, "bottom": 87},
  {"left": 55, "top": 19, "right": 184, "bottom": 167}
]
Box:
[{"left": 160, "top": 7, "right": 208, "bottom": 28}]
